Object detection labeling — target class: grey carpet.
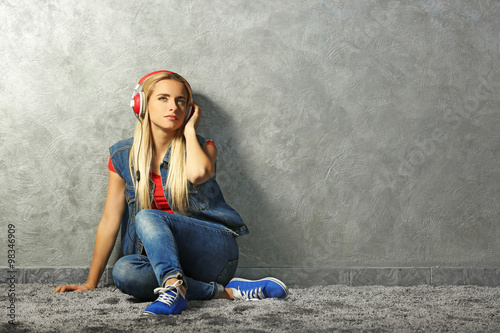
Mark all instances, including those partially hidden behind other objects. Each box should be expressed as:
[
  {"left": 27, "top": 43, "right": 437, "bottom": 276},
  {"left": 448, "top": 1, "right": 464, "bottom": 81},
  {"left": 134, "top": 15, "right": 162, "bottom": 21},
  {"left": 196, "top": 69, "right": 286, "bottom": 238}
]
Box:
[{"left": 2, "top": 284, "right": 499, "bottom": 332}]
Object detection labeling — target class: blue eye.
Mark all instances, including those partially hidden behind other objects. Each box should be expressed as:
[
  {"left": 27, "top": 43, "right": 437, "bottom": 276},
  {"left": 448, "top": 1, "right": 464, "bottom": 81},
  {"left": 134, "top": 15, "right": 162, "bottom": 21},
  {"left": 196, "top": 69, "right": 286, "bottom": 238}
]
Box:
[{"left": 159, "top": 97, "right": 167, "bottom": 101}]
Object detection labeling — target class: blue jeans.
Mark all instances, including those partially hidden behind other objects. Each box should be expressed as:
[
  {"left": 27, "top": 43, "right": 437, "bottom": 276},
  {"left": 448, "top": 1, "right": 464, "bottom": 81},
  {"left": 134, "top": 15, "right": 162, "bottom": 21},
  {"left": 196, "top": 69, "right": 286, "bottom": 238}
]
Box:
[{"left": 112, "top": 209, "right": 239, "bottom": 301}]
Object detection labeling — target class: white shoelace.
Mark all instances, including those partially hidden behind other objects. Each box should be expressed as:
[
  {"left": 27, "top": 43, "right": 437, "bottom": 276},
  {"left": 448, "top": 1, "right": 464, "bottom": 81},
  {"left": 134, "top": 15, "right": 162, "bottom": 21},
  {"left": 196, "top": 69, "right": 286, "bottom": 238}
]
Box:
[
  {"left": 232, "top": 287, "right": 265, "bottom": 301},
  {"left": 153, "top": 280, "right": 183, "bottom": 307}
]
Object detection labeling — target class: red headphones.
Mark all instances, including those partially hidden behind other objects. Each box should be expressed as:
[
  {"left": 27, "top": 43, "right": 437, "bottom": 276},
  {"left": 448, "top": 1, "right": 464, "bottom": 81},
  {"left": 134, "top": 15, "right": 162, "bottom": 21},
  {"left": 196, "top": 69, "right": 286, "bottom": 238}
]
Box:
[{"left": 130, "top": 70, "right": 174, "bottom": 119}]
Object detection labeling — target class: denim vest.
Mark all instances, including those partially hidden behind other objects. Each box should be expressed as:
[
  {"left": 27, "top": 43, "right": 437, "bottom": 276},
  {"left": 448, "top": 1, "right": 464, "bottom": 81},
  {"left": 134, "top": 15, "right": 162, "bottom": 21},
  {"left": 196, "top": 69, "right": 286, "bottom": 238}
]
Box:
[{"left": 109, "top": 135, "right": 249, "bottom": 255}]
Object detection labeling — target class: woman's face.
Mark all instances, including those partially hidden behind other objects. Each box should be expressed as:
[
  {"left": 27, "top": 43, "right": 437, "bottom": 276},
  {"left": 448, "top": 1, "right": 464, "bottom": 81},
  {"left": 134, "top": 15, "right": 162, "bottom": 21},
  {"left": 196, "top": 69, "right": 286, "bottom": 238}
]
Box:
[{"left": 147, "top": 79, "right": 189, "bottom": 133}]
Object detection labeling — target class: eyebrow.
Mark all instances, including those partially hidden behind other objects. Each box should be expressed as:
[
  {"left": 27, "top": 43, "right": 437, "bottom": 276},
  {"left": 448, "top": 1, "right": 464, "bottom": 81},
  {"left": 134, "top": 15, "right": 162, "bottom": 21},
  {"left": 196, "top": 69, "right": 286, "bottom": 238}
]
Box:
[{"left": 156, "top": 93, "right": 187, "bottom": 99}]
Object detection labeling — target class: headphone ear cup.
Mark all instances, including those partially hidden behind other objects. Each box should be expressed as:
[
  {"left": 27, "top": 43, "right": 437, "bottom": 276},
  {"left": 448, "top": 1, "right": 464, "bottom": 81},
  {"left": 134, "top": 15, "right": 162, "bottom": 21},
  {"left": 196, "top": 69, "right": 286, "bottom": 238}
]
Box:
[
  {"left": 131, "top": 93, "right": 141, "bottom": 117},
  {"left": 186, "top": 104, "right": 191, "bottom": 122},
  {"left": 184, "top": 100, "right": 194, "bottom": 123},
  {"left": 139, "top": 91, "right": 146, "bottom": 118},
  {"left": 131, "top": 92, "right": 147, "bottom": 118}
]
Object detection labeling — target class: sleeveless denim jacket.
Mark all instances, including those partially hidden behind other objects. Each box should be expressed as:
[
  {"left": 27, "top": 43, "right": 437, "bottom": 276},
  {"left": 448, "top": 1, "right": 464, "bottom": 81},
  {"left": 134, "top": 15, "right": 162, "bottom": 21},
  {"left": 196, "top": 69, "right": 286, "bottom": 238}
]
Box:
[{"left": 109, "top": 135, "right": 249, "bottom": 256}]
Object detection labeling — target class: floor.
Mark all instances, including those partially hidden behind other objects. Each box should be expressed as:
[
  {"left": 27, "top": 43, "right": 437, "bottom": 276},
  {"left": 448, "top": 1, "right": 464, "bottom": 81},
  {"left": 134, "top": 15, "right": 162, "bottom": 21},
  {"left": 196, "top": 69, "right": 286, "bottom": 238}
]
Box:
[{"left": 2, "top": 283, "right": 499, "bottom": 332}]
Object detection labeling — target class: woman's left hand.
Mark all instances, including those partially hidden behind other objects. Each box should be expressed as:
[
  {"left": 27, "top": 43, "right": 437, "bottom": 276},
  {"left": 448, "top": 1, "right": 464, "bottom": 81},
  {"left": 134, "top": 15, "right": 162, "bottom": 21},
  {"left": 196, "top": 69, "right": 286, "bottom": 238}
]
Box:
[
  {"left": 184, "top": 101, "right": 201, "bottom": 133},
  {"left": 183, "top": 100, "right": 216, "bottom": 184}
]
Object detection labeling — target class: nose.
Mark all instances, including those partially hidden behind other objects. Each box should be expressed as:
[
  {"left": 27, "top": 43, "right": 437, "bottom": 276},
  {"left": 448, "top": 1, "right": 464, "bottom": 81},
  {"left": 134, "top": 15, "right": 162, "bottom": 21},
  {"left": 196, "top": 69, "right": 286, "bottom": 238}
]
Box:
[{"left": 167, "top": 100, "right": 177, "bottom": 111}]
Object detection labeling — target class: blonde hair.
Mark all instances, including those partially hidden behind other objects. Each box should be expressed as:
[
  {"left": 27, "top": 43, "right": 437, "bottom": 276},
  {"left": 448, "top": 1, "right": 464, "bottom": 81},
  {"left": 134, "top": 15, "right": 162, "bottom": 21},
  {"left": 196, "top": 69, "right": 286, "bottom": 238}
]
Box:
[{"left": 128, "top": 72, "right": 193, "bottom": 213}]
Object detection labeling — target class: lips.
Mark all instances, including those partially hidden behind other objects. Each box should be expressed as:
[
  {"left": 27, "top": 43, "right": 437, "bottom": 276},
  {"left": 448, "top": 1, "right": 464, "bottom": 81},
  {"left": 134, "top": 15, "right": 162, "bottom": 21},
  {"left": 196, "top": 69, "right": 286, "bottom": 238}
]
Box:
[{"left": 164, "top": 115, "right": 178, "bottom": 121}]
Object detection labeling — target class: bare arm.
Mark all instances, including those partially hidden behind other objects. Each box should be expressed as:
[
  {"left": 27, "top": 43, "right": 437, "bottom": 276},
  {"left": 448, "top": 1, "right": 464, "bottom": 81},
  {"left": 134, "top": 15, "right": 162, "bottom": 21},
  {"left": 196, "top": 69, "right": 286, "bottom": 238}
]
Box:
[
  {"left": 54, "top": 170, "right": 126, "bottom": 292},
  {"left": 184, "top": 101, "right": 217, "bottom": 185}
]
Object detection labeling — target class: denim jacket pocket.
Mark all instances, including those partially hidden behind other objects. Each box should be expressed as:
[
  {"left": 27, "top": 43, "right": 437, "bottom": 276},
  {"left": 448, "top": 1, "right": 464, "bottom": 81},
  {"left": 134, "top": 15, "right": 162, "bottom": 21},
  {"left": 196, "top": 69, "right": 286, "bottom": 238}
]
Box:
[{"left": 187, "top": 182, "right": 208, "bottom": 211}]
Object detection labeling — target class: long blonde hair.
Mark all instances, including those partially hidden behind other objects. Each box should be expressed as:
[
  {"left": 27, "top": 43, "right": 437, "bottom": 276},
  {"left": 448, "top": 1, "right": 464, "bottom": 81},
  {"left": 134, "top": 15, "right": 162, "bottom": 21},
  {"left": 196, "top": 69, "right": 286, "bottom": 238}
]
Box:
[{"left": 128, "top": 72, "right": 193, "bottom": 213}]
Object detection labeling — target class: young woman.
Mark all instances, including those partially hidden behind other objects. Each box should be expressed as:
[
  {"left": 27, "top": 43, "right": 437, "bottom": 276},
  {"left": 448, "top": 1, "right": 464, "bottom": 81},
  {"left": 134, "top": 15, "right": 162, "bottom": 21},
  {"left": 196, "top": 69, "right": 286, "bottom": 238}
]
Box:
[{"left": 55, "top": 71, "right": 287, "bottom": 315}]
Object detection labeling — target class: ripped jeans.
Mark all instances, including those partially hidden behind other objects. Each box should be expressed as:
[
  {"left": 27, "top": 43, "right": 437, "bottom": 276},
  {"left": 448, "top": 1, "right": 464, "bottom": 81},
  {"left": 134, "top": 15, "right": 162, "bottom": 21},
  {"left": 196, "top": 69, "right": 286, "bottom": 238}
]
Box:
[{"left": 112, "top": 209, "right": 239, "bottom": 301}]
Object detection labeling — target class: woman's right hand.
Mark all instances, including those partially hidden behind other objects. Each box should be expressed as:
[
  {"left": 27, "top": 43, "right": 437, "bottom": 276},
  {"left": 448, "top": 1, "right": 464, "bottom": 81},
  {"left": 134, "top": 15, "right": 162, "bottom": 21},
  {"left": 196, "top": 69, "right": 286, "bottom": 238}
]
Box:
[{"left": 54, "top": 283, "right": 95, "bottom": 293}]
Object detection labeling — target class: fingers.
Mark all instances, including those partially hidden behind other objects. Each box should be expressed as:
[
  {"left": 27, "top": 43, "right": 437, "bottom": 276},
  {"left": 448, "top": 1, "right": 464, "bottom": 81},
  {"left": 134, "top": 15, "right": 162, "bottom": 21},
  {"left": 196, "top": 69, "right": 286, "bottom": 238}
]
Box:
[
  {"left": 54, "top": 284, "right": 81, "bottom": 293},
  {"left": 189, "top": 101, "right": 202, "bottom": 128},
  {"left": 54, "top": 285, "right": 70, "bottom": 292},
  {"left": 191, "top": 101, "right": 202, "bottom": 114}
]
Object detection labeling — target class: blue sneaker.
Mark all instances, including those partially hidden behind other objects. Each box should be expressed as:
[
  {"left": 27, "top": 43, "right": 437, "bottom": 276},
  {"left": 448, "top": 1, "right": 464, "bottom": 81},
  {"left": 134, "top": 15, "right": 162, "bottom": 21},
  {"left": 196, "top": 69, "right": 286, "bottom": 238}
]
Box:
[
  {"left": 226, "top": 277, "right": 288, "bottom": 300},
  {"left": 143, "top": 280, "right": 187, "bottom": 315}
]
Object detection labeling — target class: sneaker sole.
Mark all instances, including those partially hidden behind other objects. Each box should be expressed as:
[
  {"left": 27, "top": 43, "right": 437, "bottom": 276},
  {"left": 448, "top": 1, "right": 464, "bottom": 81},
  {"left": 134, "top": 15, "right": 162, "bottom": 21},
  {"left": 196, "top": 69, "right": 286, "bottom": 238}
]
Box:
[
  {"left": 228, "top": 277, "right": 288, "bottom": 296},
  {"left": 143, "top": 310, "right": 184, "bottom": 316}
]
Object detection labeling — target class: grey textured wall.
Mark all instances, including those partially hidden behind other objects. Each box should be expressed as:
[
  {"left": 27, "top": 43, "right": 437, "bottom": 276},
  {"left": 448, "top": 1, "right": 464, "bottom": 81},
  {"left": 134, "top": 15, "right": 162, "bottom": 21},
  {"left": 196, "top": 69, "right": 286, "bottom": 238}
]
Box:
[{"left": 1, "top": 0, "right": 499, "bottom": 283}]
